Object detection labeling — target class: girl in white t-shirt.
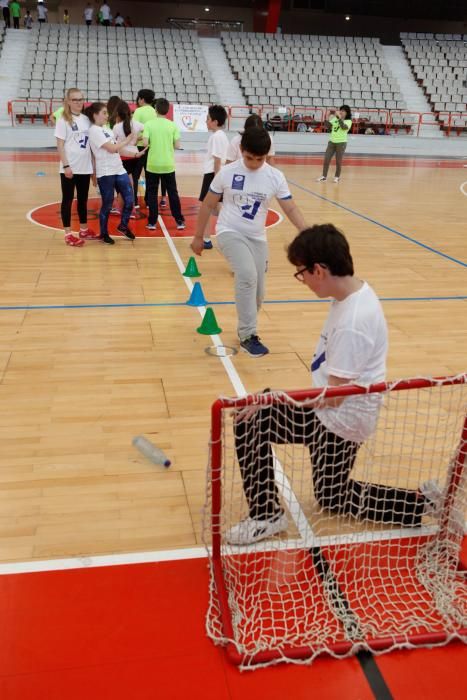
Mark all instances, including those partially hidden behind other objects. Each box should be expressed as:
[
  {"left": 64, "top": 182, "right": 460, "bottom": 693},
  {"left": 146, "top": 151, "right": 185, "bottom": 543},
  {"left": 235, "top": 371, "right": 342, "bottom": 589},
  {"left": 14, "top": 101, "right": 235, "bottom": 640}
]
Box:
[
  {"left": 112, "top": 101, "right": 146, "bottom": 209},
  {"left": 85, "top": 102, "right": 137, "bottom": 245},
  {"left": 55, "top": 87, "right": 97, "bottom": 247},
  {"left": 226, "top": 114, "right": 275, "bottom": 166}
]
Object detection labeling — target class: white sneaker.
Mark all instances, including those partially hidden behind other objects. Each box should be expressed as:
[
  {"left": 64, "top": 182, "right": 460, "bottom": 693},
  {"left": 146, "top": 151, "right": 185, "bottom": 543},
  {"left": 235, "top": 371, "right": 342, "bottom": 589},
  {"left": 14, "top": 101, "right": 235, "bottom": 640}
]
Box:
[
  {"left": 225, "top": 514, "right": 288, "bottom": 545},
  {"left": 420, "top": 479, "right": 443, "bottom": 517},
  {"left": 333, "top": 177, "right": 339, "bottom": 183},
  {"left": 316, "top": 176, "right": 326, "bottom": 182}
]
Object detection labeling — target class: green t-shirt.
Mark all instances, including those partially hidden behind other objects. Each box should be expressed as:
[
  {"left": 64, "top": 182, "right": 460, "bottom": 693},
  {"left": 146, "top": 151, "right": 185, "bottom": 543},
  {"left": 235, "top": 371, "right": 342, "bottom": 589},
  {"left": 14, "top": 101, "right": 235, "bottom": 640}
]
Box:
[
  {"left": 329, "top": 116, "right": 352, "bottom": 144},
  {"left": 133, "top": 105, "right": 157, "bottom": 145},
  {"left": 143, "top": 118, "right": 180, "bottom": 174},
  {"left": 53, "top": 106, "right": 64, "bottom": 121},
  {"left": 10, "top": 2, "right": 21, "bottom": 18}
]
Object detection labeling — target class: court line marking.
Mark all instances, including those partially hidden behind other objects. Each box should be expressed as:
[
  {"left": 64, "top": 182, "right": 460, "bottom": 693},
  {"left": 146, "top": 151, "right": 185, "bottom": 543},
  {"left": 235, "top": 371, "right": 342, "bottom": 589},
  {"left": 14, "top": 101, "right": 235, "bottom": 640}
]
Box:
[
  {"left": 25, "top": 200, "right": 283, "bottom": 233},
  {"left": 1, "top": 295, "right": 466, "bottom": 312},
  {"left": 157, "top": 215, "right": 314, "bottom": 544},
  {"left": 0, "top": 524, "right": 450, "bottom": 575},
  {"left": 460, "top": 181, "right": 467, "bottom": 197},
  {"left": 287, "top": 178, "right": 467, "bottom": 269}
]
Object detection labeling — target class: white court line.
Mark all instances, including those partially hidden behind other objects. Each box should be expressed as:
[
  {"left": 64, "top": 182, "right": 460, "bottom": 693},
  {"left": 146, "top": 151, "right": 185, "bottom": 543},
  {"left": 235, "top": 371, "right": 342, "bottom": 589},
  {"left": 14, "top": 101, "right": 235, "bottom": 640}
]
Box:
[
  {"left": 0, "top": 525, "right": 449, "bottom": 575},
  {"left": 27, "top": 200, "right": 64, "bottom": 232},
  {"left": 157, "top": 215, "right": 315, "bottom": 544},
  {"left": 460, "top": 181, "right": 467, "bottom": 197}
]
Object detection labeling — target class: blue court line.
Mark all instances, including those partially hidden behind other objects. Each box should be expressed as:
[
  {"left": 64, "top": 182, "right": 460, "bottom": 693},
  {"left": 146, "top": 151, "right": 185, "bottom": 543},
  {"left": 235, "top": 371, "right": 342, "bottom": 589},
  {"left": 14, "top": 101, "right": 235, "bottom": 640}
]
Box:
[
  {"left": 0, "top": 296, "right": 466, "bottom": 311},
  {"left": 287, "top": 178, "right": 467, "bottom": 269}
]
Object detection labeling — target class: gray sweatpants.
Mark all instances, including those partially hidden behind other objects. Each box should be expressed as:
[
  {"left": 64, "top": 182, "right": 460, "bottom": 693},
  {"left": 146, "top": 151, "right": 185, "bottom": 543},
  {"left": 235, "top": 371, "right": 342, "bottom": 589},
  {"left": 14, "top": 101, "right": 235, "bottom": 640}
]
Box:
[
  {"left": 216, "top": 230, "right": 268, "bottom": 341},
  {"left": 322, "top": 141, "right": 347, "bottom": 178}
]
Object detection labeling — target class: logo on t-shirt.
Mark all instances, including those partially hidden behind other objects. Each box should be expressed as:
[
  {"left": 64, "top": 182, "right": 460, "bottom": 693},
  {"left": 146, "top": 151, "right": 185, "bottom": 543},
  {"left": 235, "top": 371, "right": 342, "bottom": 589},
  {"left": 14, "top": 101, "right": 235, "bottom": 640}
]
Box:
[
  {"left": 71, "top": 122, "right": 78, "bottom": 132},
  {"left": 232, "top": 174, "right": 245, "bottom": 191}
]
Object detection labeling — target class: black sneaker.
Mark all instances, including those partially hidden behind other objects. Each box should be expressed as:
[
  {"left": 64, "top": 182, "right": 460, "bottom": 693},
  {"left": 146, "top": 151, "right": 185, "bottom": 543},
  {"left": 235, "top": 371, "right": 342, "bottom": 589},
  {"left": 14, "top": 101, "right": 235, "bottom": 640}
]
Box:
[
  {"left": 176, "top": 221, "right": 186, "bottom": 230},
  {"left": 100, "top": 234, "right": 115, "bottom": 245},
  {"left": 240, "top": 335, "right": 269, "bottom": 357},
  {"left": 117, "top": 225, "right": 135, "bottom": 240}
]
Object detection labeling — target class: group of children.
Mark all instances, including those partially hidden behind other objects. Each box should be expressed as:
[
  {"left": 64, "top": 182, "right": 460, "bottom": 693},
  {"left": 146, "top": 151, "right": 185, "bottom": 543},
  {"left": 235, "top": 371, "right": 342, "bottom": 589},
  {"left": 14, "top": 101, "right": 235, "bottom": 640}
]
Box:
[{"left": 54, "top": 88, "right": 351, "bottom": 356}]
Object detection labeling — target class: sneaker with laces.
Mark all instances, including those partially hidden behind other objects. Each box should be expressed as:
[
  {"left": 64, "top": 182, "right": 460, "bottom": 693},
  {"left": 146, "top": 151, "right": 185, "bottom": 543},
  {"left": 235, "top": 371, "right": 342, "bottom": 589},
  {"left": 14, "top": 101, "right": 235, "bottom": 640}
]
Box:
[
  {"left": 110, "top": 207, "right": 120, "bottom": 215},
  {"left": 226, "top": 514, "right": 288, "bottom": 545},
  {"left": 134, "top": 204, "right": 140, "bottom": 210},
  {"left": 146, "top": 223, "right": 157, "bottom": 230},
  {"left": 240, "top": 335, "right": 269, "bottom": 357},
  {"left": 176, "top": 221, "right": 186, "bottom": 230},
  {"left": 421, "top": 479, "right": 465, "bottom": 536},
  {"left": 203, "top": 239, "right": 213, "bottom": 250},
  {"left": 78, "top": 228, "right": 99, "bottom": 240},
  {"left": 117, "top": 225, "right": 135, "bottom": 240},
  {"left": 100, "top": 234, "right": 115, "bottom": 245},
  {"left": 333, "top": 176, "right": 340, "bottom": 183},
  {"left": 420, "top": 479, "right": 443, "bottom": 518},
  {"left": 160, "top": 198, "right": 167, "bottom": 209},
  {"left": 316, "top": 176, "right": 326, "bottom": 182},
  {"left": 65, "top": 233, "right": 84, "bottom": 247}
]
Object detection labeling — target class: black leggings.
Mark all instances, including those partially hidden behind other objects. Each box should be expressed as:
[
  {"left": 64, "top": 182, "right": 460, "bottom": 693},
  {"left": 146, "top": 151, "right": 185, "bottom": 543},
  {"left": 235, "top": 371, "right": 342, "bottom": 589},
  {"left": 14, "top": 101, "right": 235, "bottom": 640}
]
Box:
[
  {"left": 234, "top": 404, "right": 425, "bottom": 527},
  {"left": 60, "top": 173, "right": 91, "bottom": 228}
]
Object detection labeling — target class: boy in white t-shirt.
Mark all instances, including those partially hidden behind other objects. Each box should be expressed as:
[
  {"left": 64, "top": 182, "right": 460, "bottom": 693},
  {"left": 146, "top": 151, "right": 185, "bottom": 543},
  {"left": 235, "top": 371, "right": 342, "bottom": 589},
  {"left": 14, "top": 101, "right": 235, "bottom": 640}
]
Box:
[
  {"left": 227, "top": 225, "right": 436, "bottom": 545},
  {"left": 191, "top": 127, "right": 306, "bottom": 357},
  {"left": 226, "top": 113, "right": 275, "bottom": 165},
  {"left": 198, "top": 105, "right": 229, "bottom": 250}
]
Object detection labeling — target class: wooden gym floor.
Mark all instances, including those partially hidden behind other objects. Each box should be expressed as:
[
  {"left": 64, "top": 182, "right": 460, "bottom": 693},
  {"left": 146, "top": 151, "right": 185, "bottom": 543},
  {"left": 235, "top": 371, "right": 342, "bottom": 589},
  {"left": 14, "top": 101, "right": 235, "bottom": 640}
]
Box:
[{"left": 0, "top": 150, "right": 465, "bottom": 698}]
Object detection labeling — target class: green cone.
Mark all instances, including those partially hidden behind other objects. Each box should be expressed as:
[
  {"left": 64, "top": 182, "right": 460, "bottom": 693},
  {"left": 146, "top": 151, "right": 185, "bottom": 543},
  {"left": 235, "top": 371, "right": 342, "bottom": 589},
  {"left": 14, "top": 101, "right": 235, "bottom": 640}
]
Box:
[
  {"left": 183, "top": 256, "right": 201, "bottom": 278},
  {"left": 197, "top": 307, "right": 222, "bottom": 335}
]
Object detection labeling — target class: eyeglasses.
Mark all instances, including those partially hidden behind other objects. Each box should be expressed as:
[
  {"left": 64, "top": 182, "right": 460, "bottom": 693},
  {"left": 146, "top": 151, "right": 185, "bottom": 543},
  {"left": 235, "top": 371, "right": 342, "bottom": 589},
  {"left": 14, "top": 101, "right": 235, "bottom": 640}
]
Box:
[{"left": 293, "top": 263, "right": 327, "bottom": 281}]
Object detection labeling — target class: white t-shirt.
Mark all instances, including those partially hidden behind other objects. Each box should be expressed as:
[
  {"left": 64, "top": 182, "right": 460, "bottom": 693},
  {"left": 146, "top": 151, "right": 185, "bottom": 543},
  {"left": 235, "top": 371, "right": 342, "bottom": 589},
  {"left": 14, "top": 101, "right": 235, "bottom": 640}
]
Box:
[
  {"left": 112, "top": 120, "right": 144, "bottom": 157},
  {"left": 37, "top": 4, "right": 47, "bottom": 20},
  {"left": 0, "top": 1, "right": 9, "bottom": 9},
  {"left": 226, "top": 132, "right": 275, "bottom": 162},
  {"left": 84, "top": 7, "right": 93, "bottom": 20},
  {"left": 312, "top": 281, "right": 388, "bottom": 442},
  {"left": 114, "top": 14, "right": 124, "bottom": 25},
  {"left": 88, "top": 125, "right": 126, "bottom": 178},
  {"left": 100, "top": 3, "right": 111, "bottom": 20},
  {"left": 210, "top": 159, "right": 291, "bottom": 241},
  {"left": 54, "top": 114, "right": 93, "bottom": 175},
  {"left": 204, "top": 129, "right": 229, "bottom": 174}
]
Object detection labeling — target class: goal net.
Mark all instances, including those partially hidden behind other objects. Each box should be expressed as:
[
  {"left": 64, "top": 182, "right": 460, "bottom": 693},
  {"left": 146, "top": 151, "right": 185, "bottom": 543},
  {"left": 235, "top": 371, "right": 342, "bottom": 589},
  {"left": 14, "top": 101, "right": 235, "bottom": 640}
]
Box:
[{"left": 204, "top": 375, "right": 467, "bottom": 668}]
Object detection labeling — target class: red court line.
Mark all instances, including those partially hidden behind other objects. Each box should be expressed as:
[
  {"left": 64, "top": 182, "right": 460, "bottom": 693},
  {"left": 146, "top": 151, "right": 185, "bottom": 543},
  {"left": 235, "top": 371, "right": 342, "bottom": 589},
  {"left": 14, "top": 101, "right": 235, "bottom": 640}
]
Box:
[
  {"left": 0, "top": 554, "right": 465, "bottom": 699},
  {"left": 0, "top": 151, "right": 463, "bottom": 168}
]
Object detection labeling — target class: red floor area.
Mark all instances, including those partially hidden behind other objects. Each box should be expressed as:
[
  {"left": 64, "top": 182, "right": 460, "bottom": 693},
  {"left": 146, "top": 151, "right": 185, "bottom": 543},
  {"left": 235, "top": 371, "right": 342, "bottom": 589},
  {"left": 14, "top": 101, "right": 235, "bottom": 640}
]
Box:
[{"left": 0, "top": 556, "right": 465, "bottom": 700}]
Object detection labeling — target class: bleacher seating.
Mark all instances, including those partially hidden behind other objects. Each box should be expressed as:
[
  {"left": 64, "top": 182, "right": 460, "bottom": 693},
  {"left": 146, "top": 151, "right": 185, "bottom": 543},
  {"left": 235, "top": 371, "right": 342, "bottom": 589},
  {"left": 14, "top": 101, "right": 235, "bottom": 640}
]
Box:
[
  {"left": 401, "top": 34, "right": 467, "bottom": 132},
  {"left": 222, "top": 32, "right": 406, "bottom": 111},
  {"left": 18, "top": 24, "right": 218, "bottom": 104}
]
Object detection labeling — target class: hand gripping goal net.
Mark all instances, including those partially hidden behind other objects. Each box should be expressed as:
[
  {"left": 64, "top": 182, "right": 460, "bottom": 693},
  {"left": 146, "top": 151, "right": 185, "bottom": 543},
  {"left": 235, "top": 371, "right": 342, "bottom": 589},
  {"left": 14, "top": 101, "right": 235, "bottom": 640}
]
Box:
[{"left": 204, "top": 375, "right": 467, "bottom": 668}]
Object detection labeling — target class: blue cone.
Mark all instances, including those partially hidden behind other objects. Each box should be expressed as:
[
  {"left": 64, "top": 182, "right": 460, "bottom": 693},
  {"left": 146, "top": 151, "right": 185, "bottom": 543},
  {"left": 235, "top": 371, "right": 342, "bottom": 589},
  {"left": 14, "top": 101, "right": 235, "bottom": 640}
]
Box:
[
  {"left": 36, "top": 171, "right": 46, "bottom": 176},
  {"left": 186, "top": 282, "right": 207, "bottom": 307}
]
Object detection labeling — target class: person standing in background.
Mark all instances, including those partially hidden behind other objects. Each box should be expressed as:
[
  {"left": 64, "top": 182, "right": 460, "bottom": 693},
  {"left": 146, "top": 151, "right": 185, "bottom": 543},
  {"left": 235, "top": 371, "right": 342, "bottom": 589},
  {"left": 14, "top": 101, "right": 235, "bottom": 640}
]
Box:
[
  {"left": 316, "top": 105, "right": 352, "bottom": 184},
  {"left": 36, "top": 1, "right": 48, "bottom": 24},
  {"left": 1, "top": 0, "right": 11, "bottom": 28},
  {"left": 24, "top": 9, "right": 33, "bottom": 28},
  {"left": 63, "top": 9, "right": 69, "bottom": 24},
  {"left": 83, "top": 2, "right": 93, "bottom": 25},
  {"left": 10, "top": 0, "right": 21, "bottom": 29},
  {"left": 99, "top": 1, "right": 111, "bottom": 26}
]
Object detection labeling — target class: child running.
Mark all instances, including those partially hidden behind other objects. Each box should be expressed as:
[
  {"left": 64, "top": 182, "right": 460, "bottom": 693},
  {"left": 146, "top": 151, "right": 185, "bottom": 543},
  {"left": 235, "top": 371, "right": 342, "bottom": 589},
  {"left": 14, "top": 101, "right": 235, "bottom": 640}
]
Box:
[
  {"left": 54, "top": 87, "right": 97, "bottom": 247},
  {"left": 86, "top": 102, "right": 137, "bottom": 245},
  {"left": 199, "top": 105, "right": 229, "bottom": 249},
  {"left": 191, "top": 127, "right": 306, "bottom": 357},
  {"left": 317, "top": 105, "right": 352, "bottom": 184}
]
